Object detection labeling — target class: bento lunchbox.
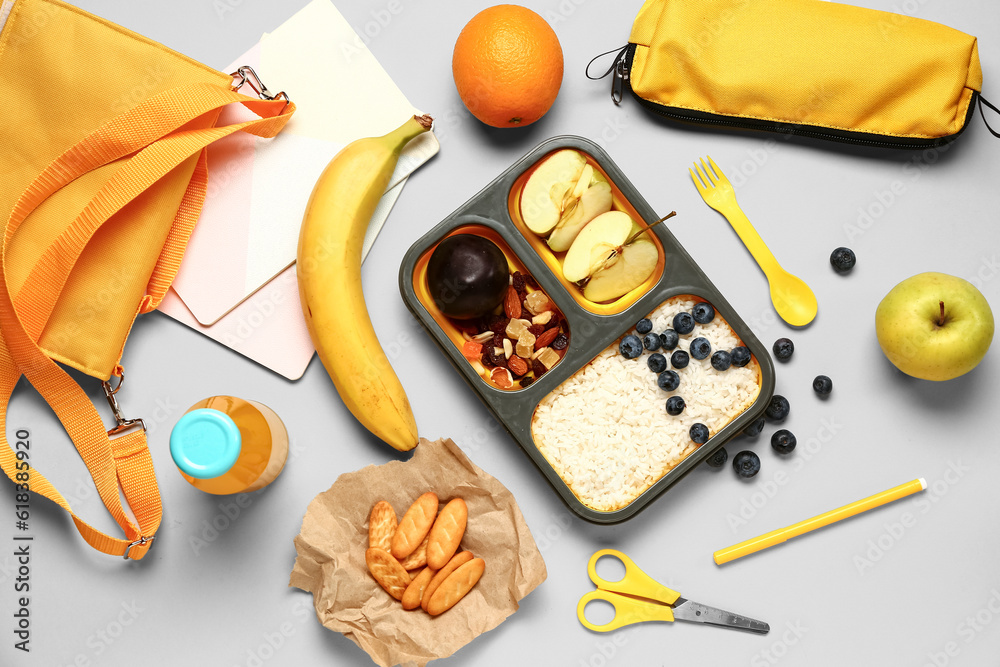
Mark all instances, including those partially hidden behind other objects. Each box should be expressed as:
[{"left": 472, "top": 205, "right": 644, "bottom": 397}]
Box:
[{"left": 399, "top": 136, "right": 775, "bottom": 523}]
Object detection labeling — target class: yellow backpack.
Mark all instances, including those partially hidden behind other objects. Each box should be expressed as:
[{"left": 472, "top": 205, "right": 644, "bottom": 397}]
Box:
[{"left": 0, "top": 0, "right": 294, "bottom": 560}]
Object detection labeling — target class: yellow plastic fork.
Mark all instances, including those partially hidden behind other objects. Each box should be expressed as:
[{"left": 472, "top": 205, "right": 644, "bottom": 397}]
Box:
[{"left": 690, "top": 157, "right": 818, "bottom": 327}]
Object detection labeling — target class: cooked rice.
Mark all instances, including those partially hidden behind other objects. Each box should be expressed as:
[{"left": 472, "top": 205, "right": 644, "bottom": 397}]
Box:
[{"left": 530, "top": 296, "right": 760, "bottom": 512}]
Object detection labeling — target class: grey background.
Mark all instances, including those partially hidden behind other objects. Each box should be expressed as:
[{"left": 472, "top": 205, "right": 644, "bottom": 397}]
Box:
[{"left": 2, "top": 0, "right": 1000, "bottom": 665}]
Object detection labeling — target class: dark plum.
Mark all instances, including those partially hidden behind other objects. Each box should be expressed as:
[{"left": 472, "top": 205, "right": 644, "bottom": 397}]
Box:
[{"left": 426, "top": 235, "right": 509, "bottom": 319}]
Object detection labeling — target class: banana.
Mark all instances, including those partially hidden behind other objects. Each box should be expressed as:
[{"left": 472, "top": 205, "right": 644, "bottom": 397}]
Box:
[{"left": 297, "top": 114, "right": 432, "bottom": 451}]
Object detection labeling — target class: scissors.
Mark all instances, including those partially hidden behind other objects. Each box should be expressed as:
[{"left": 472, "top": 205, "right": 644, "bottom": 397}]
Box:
[{"left": 577, "top": 550, "right": 770, "bottom": 634}]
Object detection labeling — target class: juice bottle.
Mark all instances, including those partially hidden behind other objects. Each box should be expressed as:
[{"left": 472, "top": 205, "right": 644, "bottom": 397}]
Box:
[{"left": 169, "top": 396, "right": 288, "bottom": 494}]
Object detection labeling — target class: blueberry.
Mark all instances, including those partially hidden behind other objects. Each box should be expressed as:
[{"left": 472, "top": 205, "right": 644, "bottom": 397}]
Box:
[
  {"left": 731, "top": 346, "right": 752, "bottom": 367},
  {"left": 771, "top": 429, "right": 797, "bottom": 454},
  {"left": 692, "top": 302, "right": 716, "bottom": 324},
  {"left": 690, "top": 423, "right": 710, "bottom": 444},
  {"left": 706, "top": 448, "right": 728, "bottom": 468},
  {"left": 690, "top": 337, "right": 711, "bottom": 360},
  {"left": 657, "top": 370, "right": 680, "bottom": 391},
  {"left": 813, "top": 375, "right": 833, "bottom": 396},
  {"left": 773, "top": 338, "right": 794, "bottom": 361},
  {"left": 673, "top": 312, "right": 695, "bottom": 335},
  {"left": 659, "top": 329, "right": 679, "bottom": 351},
  {"left": 830, "top": 246, "right": 856, "bottom": 273},
  {"left": 619, "top": 335, "right": 643, "bottom": 359},
  {"left": 732, "top": 450, "right": 761, "bottom": 478},
  {"left": 636, "top": 318, "right": 653, "bottom": 334},
  {"left": 765, "top": 395, "right": 790, "bottom": 422},
  {"left": 647, "top": 353, "right": 667, "bottom": 373},
  {"left": 643, "top": 332, "right": 661, "bottom": 351},
  {"left": 711, "top": 350, "right": 732, "bottom": 371},
  {"left": 742, "top": 416, "right": 766, "bottom": 438},
  {"left": 665, "top": 396, "right": 686, "bottom": 416},
  {"left": 670, "top": 350, "right": 690, "bottom": 369}
]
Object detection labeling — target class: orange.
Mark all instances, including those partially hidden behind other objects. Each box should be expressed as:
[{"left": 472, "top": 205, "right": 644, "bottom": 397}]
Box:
[{"left": 452, "top": 5, "right": 563, "bottom": 128}]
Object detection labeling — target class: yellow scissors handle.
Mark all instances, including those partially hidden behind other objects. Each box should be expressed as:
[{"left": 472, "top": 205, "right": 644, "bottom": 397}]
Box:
[
  {"left": 587, "top": 549, "right": 681, "bottom": 604},
  {"left": 577, "top": 590, "right": 675, "bottom": 632}
]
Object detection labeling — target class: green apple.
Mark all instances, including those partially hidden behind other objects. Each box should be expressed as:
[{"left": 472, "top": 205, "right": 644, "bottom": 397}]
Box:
[{"left": 875, "top": 272, "right": 994, "bottom": 381}]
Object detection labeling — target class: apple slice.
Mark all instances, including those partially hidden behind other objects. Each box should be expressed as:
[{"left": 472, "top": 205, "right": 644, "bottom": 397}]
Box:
[
  {"left": 546, "top": 168, "right": 613, "bottom": 252},
  {"left": 561, "top": 211, "right": 633, "bottom": 282},
  {"left": 583, "top": 236, "right": 658, "bottom": 303},
  {"left": 520, "top": 149, "right": 587, "bottom": 235}
]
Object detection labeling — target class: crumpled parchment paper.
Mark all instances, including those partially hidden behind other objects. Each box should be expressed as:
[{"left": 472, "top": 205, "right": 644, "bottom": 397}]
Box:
[{"left": 289, "top": 438, "right": 547, "bottom": 666}]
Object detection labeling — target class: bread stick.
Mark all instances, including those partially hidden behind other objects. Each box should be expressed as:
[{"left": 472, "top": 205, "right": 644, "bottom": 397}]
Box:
[
  {"left": 427, "top": 498, "right": 468, "bottom": 570},
  {"left": 401, "top": 566, "right": 436, "bottom": 611},
  {"left": 399, "top": 532, "right": 430, "bottom": 570},
  {"left": 365, "top": 548, "right": 411, "bottom": 600},
  {"left": 421, "top": 550, "right": 474, "bottom": 611},
  {"left": 391, "top": 492, "right": 439, "bottom": 560},
  {"left": 368, "top": 500, "right": 397, "bottom": 552},
  {"left": 427, "top": 558, "right": 485, "bottom": 616}
]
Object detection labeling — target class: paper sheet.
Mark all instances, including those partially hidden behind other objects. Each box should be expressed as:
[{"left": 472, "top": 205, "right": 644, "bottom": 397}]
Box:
[
  {"left": 290, "top": 439, "right": 547, "bottom": 667},
  {"left": 171, "top": 0, "right": 439, "bottom": 326},
  {"left": 158, "top": 178, "right": 409, "bottom": 381}
]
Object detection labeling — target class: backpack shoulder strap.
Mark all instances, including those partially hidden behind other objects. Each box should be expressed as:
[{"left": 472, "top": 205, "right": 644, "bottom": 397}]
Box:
[{"left": 0, "top": 82, "right": 293, "bottom": 559}]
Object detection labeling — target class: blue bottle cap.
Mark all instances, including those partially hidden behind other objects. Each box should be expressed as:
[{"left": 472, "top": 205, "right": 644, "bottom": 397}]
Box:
[{"left": 170, "top": 408, "right": 242, "bottom": 479}]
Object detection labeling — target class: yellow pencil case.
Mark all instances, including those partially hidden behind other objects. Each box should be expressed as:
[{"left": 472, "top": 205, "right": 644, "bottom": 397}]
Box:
[{"left": 596, "top": 0, "right": 994, "bottom": 148}]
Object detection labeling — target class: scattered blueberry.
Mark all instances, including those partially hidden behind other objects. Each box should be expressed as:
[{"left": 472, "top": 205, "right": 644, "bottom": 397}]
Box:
[
  {"left": 665, "top": 396, "right": 686, "bottom": 416},
  {"left": 657, "top": 370, "right": 680, "bottom": 391},
  {"left": 619, "top": 335, "right": 643, "bottom": 359},
  {"left": 771, "top": 429, "right": 797, "bottom": 454},
  {"left": 732, "top": 450, "right": 761, "bottom": 478},
  {"left": 670, "top": 350, "right": 690, "bottom": 369},
  {"left": 711, "top": 350, "right": 732, "bottom": 371},
  {"left": 813, "top": 375, "right": 833, "bottom": 396},
  {"left": 643, "top": 332, "right": 661, "bottom": 351},
  {"left": 690, "top": 337, "right": 711, "bottom": 360},
  {"left": 765, "top": 395, "right": 790, "bottom": 422},
  {"left": 673, "top": 312, "right": 695, "bottom": 335},
  {"left": 692, "top": 302, "right": 716, "bottom": 324},
  {"left": 659, "top": 329, "right": 679, "bottom": 350},
  {"left": 636, "top": 318, "right": 653, "bottom": 334},
  {"left": 706, "top": 448, "right": 728, "bottom": 468},
  {"left": 773, "top": 338, "right": 794, "bottom": 361},
  {"left": 830, "top": 247, "right": 856, "bottom": 273},
  {"left": 743, "top": 416, "right": 766, "bottom": 438},
  {"left": 647, "top": 353, "right": 667, "bottom": 373},
  {"left": 690, "top": 423, "right": 710, "bottom": 444},
  {"left": 731, "top": 346, "right": 752, "bottom": 367}
]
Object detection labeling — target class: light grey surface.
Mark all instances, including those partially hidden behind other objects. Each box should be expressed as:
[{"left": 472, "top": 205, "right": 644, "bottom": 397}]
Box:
[{"left": 2, "top": 0, "right": 1000, "bottom": 665}]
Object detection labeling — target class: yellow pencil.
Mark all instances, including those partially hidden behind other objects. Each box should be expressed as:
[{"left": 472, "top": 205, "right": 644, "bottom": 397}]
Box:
[{"left": 714, "top": 478, "right": 927, "bottom": 565}]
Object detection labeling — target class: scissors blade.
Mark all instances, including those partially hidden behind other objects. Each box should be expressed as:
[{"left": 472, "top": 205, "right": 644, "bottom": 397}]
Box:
[{"left": 671, "top": 598, "right": 770, "bottom": 634}]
